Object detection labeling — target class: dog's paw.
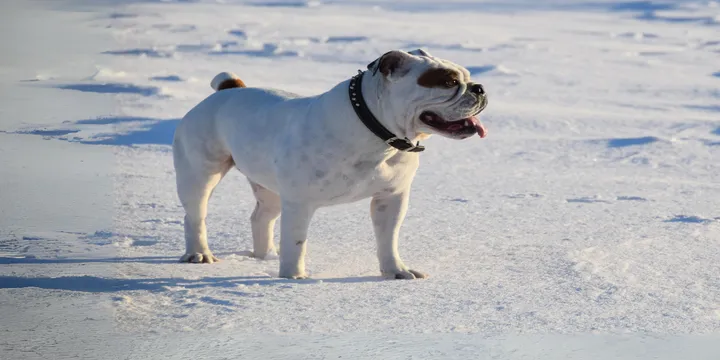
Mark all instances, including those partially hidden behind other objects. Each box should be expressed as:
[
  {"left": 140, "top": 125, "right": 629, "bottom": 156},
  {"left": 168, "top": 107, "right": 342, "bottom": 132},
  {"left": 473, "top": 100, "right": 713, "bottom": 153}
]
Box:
[
  {"left": 252, "top": 248, "right": 278, "bottom": 260},
  {"left": 382, "top": 268, "right": 429, "bottom": 280},
  {"left": 180, "top": 252, "right": 219, "bottom": 264},
  {"left": 278, "top": 270, "right": 308, "bottom": 280}
]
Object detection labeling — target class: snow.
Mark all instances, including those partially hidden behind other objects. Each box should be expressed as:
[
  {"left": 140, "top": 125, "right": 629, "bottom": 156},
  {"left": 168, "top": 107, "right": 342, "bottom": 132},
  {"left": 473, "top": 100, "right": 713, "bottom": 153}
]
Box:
[{"left": 1, "top": 0, "right": 719, "bottom": 358}]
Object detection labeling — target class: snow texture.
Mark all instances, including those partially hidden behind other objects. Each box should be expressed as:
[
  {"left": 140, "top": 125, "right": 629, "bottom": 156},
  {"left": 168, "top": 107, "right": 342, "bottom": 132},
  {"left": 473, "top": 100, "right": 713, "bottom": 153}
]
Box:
[{"left": 1, "top": 0, "right": 719, "bottom": 358}]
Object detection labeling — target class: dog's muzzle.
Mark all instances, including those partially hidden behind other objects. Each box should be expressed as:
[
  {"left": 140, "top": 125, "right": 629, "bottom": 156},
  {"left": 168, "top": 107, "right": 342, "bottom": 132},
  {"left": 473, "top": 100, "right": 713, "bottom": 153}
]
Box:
[{"left": 423, "top": 81, "right": 488, "bottom": 139}]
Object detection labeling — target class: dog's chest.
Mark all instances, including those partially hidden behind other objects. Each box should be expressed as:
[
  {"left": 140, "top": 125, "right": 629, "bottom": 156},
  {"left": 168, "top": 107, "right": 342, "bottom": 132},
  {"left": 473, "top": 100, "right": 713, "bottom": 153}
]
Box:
[{"left": 299, "top": 151, "right": 418, "bottom": 205}]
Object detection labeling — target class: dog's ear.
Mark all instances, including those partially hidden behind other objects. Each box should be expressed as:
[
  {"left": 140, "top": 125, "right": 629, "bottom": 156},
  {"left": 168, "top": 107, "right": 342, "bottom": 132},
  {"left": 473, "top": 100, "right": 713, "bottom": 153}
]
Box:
[
  {"left": 367, "top": 50, "right": 411, "bottom": 78},
  {"left": 408, "top": 48, "right": 433, "bottom": 58}
]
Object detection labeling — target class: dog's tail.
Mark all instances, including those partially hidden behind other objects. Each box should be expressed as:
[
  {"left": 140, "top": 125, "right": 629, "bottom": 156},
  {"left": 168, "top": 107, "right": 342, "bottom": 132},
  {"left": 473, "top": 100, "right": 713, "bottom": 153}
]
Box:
[{"left": 210, "top": 72, "right": 246, "bottom": 91}]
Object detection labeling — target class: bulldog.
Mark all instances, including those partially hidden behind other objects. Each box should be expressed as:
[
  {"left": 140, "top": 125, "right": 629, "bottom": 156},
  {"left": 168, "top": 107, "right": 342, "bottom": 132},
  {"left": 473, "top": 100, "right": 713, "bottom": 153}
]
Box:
[{"left": 172, "top": 49, "right": 488, "bottom": 279}]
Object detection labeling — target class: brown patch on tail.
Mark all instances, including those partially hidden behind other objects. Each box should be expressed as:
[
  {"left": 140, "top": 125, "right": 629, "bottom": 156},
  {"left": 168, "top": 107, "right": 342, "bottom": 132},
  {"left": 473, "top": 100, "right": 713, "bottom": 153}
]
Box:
[{"left": 216, "top": 78, "right": 246, "bottom": 90}]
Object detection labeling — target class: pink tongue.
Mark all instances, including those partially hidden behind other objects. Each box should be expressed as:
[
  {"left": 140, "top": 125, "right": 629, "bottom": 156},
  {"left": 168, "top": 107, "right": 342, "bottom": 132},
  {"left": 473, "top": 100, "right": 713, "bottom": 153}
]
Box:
[{"left": 470, "top": 116, "right": 487, "bottom": 138}]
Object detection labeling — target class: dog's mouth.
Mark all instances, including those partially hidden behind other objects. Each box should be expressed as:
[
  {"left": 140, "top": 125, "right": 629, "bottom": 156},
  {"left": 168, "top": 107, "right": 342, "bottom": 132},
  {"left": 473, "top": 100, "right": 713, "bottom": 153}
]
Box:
[{"left": 419, "top": 111, "right": 487, "bottom": 139}]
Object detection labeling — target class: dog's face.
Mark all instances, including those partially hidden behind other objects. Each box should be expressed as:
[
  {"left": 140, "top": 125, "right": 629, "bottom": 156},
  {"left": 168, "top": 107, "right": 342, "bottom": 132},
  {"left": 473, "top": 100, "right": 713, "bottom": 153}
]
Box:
[{"left": 367, "top": 49, "right": 488, "bottom": 140}]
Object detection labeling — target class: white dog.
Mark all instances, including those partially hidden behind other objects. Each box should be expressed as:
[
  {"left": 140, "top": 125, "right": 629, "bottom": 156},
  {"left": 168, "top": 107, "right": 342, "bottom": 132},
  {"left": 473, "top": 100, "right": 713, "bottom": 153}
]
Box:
[{"left": 172, "top": 49, "right": 488, "bottom": 279}]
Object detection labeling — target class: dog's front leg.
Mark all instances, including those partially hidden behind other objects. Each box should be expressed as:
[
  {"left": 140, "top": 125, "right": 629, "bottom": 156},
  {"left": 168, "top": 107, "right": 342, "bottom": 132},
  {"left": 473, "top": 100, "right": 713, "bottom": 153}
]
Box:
[
  {"left": 278, "top": 201, "right": 316, "bottom": 279},
  {"left": 371, "top": 191, "right": 428, "bottom": 280}
]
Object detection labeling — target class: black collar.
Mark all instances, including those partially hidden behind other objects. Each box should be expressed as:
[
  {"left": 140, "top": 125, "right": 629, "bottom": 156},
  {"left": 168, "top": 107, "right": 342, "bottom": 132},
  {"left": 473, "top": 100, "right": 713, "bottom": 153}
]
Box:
[{"left": 348, "top": 71, "right": 424, "bottom": 152}]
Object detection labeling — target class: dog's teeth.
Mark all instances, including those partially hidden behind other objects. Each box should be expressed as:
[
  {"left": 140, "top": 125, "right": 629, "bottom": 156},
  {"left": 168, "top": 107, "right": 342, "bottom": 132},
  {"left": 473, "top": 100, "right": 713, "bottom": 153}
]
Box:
[{"left": 465, "top": 120, "right": 470, "bottom": 126}]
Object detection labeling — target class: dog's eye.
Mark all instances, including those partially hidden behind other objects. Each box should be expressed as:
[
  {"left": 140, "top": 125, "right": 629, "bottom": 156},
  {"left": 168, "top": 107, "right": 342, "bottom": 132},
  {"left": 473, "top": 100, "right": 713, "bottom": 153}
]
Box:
[{"left": 444, "top": 79, "right": 459, "bottom": 88}]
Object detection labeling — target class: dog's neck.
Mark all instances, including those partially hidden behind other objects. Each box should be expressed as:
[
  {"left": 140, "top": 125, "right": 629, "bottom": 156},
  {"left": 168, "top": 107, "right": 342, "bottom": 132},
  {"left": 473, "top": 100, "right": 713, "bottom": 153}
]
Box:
[
  {"left": 308, "top": 74, "right": 425, "bottom": 157},
  {"left": 359, "top": 72, "right": 421, "bottom": 143}
]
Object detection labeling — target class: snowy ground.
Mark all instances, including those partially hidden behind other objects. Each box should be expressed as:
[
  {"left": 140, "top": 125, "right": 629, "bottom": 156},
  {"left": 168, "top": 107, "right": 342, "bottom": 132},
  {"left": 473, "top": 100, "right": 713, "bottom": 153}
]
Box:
[{"left": 1, "top": 0, "right": 719, "bottom": 358}]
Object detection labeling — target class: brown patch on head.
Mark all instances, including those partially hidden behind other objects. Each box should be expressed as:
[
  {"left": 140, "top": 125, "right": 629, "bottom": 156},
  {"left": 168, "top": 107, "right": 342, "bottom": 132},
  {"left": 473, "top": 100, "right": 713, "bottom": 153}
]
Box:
[
  {"left": 417, "top": 68, "right": 461, "bottom": 89},
  {"left": 216, "top": 78, "right": 246, "bottom": 90},
  {"left": 368, "top": 51, "right": 410, "bottom": 77}
]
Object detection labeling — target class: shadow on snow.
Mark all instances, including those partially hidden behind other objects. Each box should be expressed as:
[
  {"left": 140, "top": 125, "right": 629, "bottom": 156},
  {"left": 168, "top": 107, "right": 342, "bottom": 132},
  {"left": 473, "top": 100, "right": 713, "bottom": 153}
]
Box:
[{"left": 17, "top": 116, "right": 180, "bottom": 146}]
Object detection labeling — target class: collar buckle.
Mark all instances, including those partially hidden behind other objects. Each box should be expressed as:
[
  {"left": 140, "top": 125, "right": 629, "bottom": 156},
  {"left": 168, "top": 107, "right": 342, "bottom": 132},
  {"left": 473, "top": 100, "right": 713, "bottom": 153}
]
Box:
[{"left": 386, "top": 137, "right": 425, "bottom": 152}]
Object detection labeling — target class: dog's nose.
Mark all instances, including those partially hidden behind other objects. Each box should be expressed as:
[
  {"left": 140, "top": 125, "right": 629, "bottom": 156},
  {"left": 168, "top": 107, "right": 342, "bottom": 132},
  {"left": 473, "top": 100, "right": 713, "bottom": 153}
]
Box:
[{"left": 470, "top": 83, "right": 485, "bottom": 96}]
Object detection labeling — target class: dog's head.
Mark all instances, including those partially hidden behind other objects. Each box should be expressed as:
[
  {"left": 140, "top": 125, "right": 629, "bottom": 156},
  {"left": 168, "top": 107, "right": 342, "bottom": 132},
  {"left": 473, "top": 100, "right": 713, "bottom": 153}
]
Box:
[{"left": 366, "top": 49, "right": 488, "bottom": 140}]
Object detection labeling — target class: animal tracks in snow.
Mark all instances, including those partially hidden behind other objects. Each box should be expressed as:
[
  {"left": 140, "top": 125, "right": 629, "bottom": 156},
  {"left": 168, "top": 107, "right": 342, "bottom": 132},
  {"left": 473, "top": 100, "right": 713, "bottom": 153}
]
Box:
[
  {"left": 107, "top": 12, "right": 139, "bottom": 19},
  {"left": 612, "top": 31, "right": 661, "bottom": 40},
  {"left": 102, "top": 31, "right": 371, "bottom": 60},
  {"left": 210, "top": 43, "right": 302, "bottom": 58},
  {"left": 141, "top": 219, "right": 182, "bottom": 226},
  {"left": 664, "top": 215, "right": 717, "bottom": 224},
  {"left": 149, "top": 75, "right": 183, "bottom": 82},
  {"left": 504, "top": 193, "right": 652, "bottom": 204},
  {"left": 83, "top": 230, "right": 160, "bottom": 248},
  {"left": 103, "top": 48, "right": 175, "bottom": 58},
  {"left": 616, "top": 196, "right": 648, "bottom": 202},
  {"left": 684, "top": 105, "right": 720, "bottom": 113},
  {"left": 151, "top": 23, "right": 196, "bottom": 33},
  {"left": 56, "top": 83, "right": 164, "bottom": 97},
  {"left": 504, "top": 193, "right": 543, "bottom": 199},
  {"left": 13, "top": 116, "right": 180, "bottom": 146},
  {"left": 103, "top": 42, "right": 237, "bottom": 58},
  {"left": 325, "top": 36, "right": 368, "bottom": 43},
  {"left": 605, "top": 136, "right": 661, "bottom": 148},
  {"left": 566, "top": 197, "right": 613, "bottom": 204}
]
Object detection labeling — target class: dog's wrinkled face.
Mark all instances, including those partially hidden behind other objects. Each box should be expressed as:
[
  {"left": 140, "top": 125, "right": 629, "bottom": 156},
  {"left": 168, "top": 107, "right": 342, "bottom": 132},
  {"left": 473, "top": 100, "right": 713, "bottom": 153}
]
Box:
[{"left": 367, "top": 49, "right": 488, "bottom": 140}]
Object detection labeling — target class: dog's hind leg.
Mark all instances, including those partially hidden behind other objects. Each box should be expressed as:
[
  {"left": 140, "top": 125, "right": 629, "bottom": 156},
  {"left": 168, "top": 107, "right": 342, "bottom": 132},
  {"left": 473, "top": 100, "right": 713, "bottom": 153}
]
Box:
[
  {"left": 248, "top": 181, "right": 281, "bottom": 259},
  {"left": 278, "top": 201, "right": 316, "bottom": 279},
  {"left": 174, "top": 141, "right": 233, "bottom": 264}
]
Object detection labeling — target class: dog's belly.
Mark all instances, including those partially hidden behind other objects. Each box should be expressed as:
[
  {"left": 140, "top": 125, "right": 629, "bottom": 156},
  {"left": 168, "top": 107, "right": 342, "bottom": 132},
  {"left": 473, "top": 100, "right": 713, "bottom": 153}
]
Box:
[
  {"left": 232, "top": 150, "right": 416, "bottom": 205},
  {"left": 313, "top": 177, "right": 395, "bottom": 206},
  {"left": 280, "top": 150, "right": 419, "bottom": 206}
]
